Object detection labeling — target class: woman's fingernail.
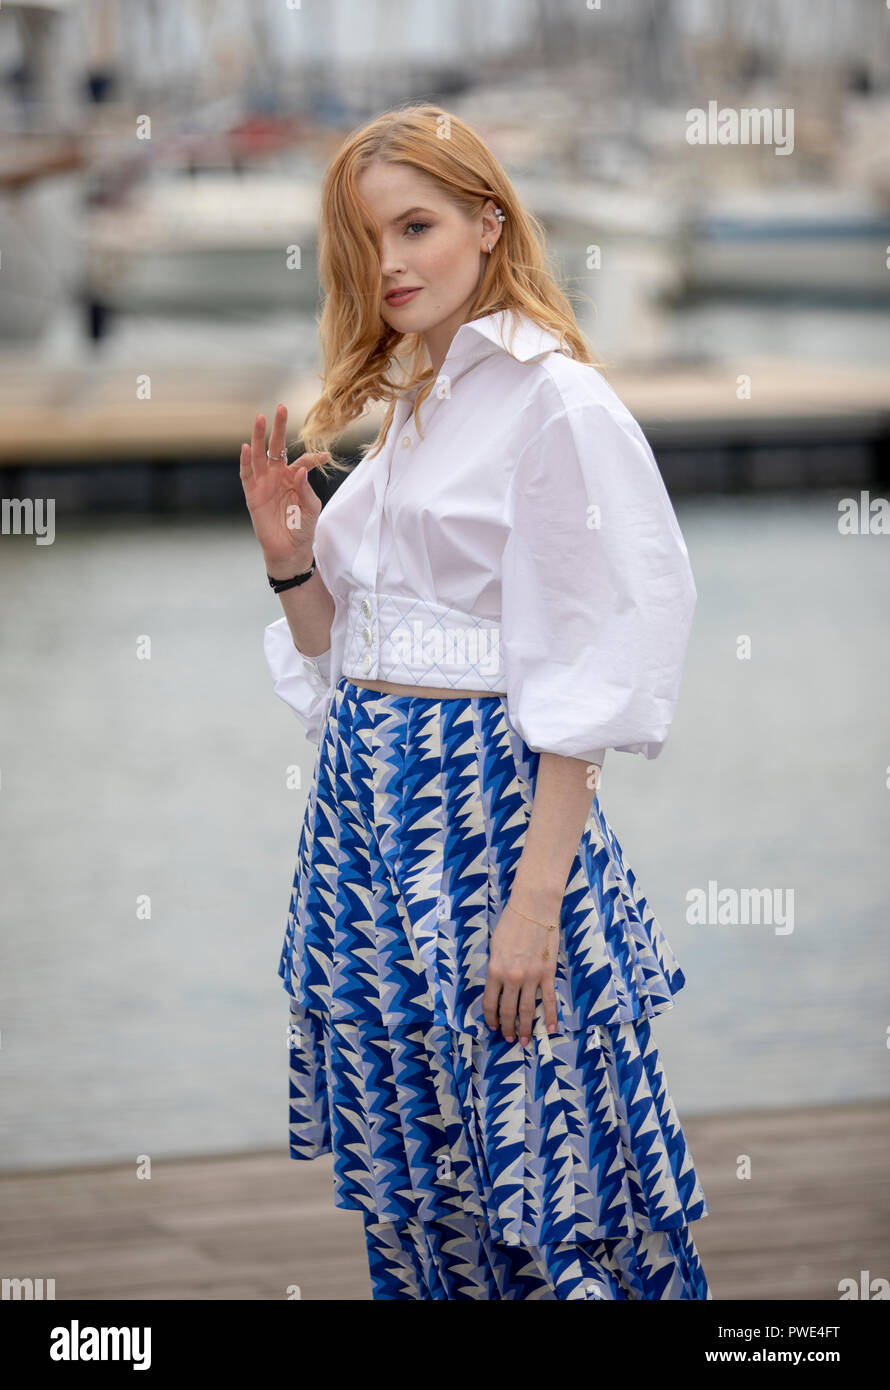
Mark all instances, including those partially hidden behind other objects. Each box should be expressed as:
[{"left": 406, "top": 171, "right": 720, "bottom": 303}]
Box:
[
  {"left": 520, "top": 1036, "right": 529, "bottom": 1046},
  {"left": 547, "top": 1023, "right": 556, "bottom": 1034}
]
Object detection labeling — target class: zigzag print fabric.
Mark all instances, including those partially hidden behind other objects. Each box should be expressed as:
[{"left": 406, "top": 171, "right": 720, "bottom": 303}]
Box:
[{"left": 280, "top": 677, "right": 711, "bottom": 1300}]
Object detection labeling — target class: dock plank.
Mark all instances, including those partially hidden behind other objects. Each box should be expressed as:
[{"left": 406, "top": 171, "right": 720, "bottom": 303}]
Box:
[
  {"left": 0, "top": 1099, "right": 886, "bottom": 1300},
  {"left": 0, "top": 358, "right": 887, "bottom": 464}
]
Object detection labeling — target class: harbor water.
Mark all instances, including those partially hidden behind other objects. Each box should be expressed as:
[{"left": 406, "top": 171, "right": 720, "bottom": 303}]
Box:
[{"left": 1, "top": 493, "right": 888, "bottom": 1171}]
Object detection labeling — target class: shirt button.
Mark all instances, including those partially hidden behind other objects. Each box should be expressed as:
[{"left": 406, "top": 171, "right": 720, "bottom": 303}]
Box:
[
  {"left": 360, "top": 652, "right": 372, "bottom": 675},
  {"left": 362, "top": 625, "right": 373, "bottom": 646},
  {"left": 360, "top": 597, "right": 372, "bottom": 619},
  {"left": 400, "top": 434, "right": 411, "bottom": 448},
  {"left": 436, "top": 895, "right": 449, "bottom": 921}
]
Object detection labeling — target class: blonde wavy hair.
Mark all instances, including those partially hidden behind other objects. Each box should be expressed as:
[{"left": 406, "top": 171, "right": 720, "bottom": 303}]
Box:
[{"left": 298, "top": 101, "right": 603, "bottom": 479}]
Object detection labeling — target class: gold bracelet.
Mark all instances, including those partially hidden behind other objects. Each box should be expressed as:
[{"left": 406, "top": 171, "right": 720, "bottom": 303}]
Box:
[
  {"left": 508, "top": 901, "right": 558, "bottom": 929},
  {"left": 507, "top": 900, "right": 559, "bottom": 960}
]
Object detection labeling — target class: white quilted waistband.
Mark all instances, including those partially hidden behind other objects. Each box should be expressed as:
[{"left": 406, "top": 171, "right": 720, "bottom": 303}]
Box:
[{"left": 341, "top": 590, "right": 505, "bottom": 690}]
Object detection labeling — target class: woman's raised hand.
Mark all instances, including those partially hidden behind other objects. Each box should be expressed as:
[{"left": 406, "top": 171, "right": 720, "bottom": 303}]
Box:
[{"left": 239, "top": 404, "right": 329, "bottom": 575}]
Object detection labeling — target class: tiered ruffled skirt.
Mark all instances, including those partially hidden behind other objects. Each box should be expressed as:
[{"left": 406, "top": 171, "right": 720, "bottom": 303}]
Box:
[{"left": 280, "top": 678, "right": 711, "bottom": 1300}]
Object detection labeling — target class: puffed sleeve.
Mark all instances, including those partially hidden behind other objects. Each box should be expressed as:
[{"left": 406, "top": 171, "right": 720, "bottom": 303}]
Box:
[
  {"left": 263, "top": 615, "right": 332, "bottom": 747},
  {"left": 500, "top": 398, "right": 696, "bottom": 764}
]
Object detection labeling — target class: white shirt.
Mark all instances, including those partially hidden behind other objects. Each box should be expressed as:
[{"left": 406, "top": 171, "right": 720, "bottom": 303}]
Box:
[{"left": 264, "top": 307, "right": 697, "bottom": 766}]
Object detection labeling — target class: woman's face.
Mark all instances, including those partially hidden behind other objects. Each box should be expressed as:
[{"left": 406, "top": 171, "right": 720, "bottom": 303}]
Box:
[{"left": 355, "top": 159, "right": 501, "bottom": 345}]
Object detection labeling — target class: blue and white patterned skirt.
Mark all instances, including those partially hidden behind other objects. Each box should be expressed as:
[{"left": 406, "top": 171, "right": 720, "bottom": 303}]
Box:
[{"left": 280, "top": 677, "right": 711, "bottom": 1300}]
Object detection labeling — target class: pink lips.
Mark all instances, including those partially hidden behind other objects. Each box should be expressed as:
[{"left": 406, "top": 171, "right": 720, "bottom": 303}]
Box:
[{"left": 385, "top": 287, "right": 421, "bottom": 306}]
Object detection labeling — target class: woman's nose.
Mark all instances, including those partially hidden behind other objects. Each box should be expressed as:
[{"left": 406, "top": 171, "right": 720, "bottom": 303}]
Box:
[{"left": 379, "top": 241, "right": 405, "bottom": 276}]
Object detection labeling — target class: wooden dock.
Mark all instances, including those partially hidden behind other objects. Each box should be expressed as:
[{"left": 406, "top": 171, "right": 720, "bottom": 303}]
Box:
[
  {"left": 0, "top": 1099, "right": 886, "bottom": 1300},
  {"left": 0, "top": 357, "right": 887, "bottom": 498}
]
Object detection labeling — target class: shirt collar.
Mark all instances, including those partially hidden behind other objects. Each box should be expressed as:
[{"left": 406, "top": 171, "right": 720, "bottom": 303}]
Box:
[
  {"left": 451, "top": 308, "right": 572, "bottom": 364},
  {"left": 400, "top": 307, "right": 571, "bottom": 401}
]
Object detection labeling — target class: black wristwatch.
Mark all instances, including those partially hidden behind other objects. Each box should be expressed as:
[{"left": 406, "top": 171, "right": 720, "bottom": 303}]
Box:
[{"left": 267, "top": 558, "right": 316, "bottom": 594}]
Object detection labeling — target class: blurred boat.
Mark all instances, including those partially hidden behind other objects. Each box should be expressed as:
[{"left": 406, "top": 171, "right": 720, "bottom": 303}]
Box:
[
  {"left": 79, "top": 170, "right": 322, "bottom": 317},
  {"left": 681, "top": 187, "right": 890, "bottom": 300},
  {"left": 0, "top": 0, "right": 85, "bottom": 339},
  {"left": 514, "top": 173, "right": 685, "bottom": 363}
]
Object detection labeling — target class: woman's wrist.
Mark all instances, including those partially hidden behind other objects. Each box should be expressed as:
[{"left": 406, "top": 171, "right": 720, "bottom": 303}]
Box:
[
  {"left": 507, "top": 870, "right": 566, "bottom": 922},
  {"left": 263, "top": 548, "right": 314, "bottom": 578}
]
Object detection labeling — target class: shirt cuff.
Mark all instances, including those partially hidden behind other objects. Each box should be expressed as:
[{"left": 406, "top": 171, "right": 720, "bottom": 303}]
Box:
[
  {"left": 263, "top": 616, "right": 332, "bottom": 744},
  {"left": 310, "top": 646, "right": 332, "bottom": 681}
]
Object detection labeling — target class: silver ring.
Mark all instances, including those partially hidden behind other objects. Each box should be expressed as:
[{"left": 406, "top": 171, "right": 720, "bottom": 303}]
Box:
[{"left": 266, "top": 447, "right": 288, "bottom": 461}]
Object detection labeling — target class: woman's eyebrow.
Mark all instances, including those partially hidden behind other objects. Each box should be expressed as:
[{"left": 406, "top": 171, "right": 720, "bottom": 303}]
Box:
[{"left": 390, "top": 206, "right": 435, "bottom": 224}]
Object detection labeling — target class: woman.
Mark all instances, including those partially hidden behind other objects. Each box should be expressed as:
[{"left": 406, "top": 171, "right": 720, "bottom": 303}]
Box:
[{"left": 240, "top": 103, "right": 711, "bottom": 1301}]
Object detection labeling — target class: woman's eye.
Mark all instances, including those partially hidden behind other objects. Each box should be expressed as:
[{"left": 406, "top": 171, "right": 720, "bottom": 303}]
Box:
[{"left": 405, "top": 222, "right": 429, "bottom": 236}]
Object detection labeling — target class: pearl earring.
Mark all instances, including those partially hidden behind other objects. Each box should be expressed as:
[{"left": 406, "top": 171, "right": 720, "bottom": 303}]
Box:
[{"left": 487, "top": 205, "right": 506, "bottom": 254}]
